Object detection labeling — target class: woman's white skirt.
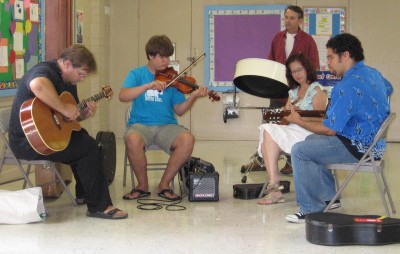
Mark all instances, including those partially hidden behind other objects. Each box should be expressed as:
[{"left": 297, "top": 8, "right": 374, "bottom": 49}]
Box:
[{"left": 257, "top": 123, "right": 313, "bottom": 157}]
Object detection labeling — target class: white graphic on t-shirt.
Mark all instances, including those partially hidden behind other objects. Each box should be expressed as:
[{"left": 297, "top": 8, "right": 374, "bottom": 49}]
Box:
[{"left": 145, "top": 90, "right": 163, "bottom": 102}]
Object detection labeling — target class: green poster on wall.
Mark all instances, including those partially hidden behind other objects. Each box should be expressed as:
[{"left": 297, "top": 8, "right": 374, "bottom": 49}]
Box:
[{"left": 0, "top": 0, "right": 43, "bottom": 97}]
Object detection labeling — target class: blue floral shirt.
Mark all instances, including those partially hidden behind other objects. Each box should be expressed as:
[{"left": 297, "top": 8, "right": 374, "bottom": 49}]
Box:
[{"left": 323, "top": 61, "right": 392, "bottom": 158}]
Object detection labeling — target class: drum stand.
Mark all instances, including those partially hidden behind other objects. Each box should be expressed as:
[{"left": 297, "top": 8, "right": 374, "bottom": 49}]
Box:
[
  {"left": 222, "top": 86, "right": 272, "bottom": 123},
  {"left": 240, "top": 146, "right": 291, "bottom": 183},
  {"left": 227, "top": 58, "right": 291, "bottom": 189},
  {"left": 222, "top": 87, "right": 292, "bottom": 183}
]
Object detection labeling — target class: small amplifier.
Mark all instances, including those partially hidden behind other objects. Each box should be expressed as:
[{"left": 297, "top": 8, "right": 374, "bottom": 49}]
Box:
[{"left": 189, "top": 172, "right": 219, "bottom": 202}]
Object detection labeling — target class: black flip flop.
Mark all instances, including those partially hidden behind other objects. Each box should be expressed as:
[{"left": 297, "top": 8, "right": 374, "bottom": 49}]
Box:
[
  {"left": 157, "top": 189, "right": 181, "bottom": 201},
  {"left": 86, "top": 208, "right": 128, "bottom": 220},
  {"left": 123, "top": 188, "right": 151, "bottom": 200}
]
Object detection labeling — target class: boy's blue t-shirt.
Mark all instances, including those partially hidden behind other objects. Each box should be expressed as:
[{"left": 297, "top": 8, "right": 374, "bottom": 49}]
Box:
[{"left": 122, "top": 66, "right": 186, "bottom": 126}]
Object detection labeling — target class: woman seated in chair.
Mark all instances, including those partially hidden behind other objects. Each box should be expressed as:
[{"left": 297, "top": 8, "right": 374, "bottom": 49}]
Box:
[{"left": 257, "top": 52, "right": 327, "bottom": 205}]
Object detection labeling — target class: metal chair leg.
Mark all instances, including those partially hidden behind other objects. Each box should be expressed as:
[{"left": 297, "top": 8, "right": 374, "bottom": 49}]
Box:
[{"left": 51, "top": 164, "right": 78, "bottom": 206}]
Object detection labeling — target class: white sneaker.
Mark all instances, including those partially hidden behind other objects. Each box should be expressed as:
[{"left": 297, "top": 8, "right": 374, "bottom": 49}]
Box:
[{"left": 285, "top": 212, "right": 306, "bottom": 223}]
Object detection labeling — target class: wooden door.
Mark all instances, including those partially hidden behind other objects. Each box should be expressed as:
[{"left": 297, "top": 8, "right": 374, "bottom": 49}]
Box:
[{"left": 45, "top": 0, "right": 73, "bottom": 60}]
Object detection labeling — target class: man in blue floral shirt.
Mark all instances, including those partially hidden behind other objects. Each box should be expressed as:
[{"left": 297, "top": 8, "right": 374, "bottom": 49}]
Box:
[{"left": 283, "top": 33, "right": 392, "bottom": 223}]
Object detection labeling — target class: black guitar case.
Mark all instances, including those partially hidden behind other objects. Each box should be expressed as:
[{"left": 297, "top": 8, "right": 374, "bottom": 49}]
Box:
[
  {"left": 233, "top": 181, "right": 290, "bottom": 200},
  {"left": 306, "top": 212, "right": 400, "bottom": 246},
  {"left": 96, "top": 131, "right": 116, "bottom": 186},
  {"left": 233, "top": 183, "right": 264, "bottom": 199}
]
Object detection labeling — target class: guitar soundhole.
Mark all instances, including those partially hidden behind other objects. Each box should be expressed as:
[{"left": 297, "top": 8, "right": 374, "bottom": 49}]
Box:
[{"left": 51, "top": 109, "right": 62, "bottom": 130}]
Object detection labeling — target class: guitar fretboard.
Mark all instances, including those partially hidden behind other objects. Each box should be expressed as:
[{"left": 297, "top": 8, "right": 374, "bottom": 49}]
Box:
[
  {"left": 262, "top": 109, "right": 326, "bottom": 123},
  {"left": 77, "top": 92, "right": 106, "bottom": 110}
]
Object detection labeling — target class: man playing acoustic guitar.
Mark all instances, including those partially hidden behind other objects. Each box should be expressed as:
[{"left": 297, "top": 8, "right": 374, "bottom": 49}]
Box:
[
  {"left": 9, "top": 44, "right": 128, "bottom": 220},
  {"left": 285, "top": 33, "right": 393, "bottom": 223}
]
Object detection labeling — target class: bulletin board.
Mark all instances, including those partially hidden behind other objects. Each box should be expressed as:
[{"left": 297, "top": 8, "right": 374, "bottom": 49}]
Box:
[
  {"left": 303, "top": 7, "right": 346, "bottom": 86},
  {"left": 204, "top": 5, "right": 287, "bottom": 92},
  {"left": 0, "top": 0, "right": 44, "bottom": 97}
]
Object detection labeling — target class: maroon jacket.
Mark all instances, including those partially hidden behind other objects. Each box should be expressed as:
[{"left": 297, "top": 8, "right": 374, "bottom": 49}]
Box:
[{"left": 268, "top": 28, "right": 320, "bottom": 70}]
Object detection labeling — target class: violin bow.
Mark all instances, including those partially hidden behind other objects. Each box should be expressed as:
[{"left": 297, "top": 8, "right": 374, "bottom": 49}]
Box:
[{"left": 165, "top": 53, "right": 206, "bottom": 88}]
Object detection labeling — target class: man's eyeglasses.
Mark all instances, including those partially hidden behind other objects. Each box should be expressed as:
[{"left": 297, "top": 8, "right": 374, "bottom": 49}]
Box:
[{"left": 76, "top": 68, "right": 89, "bottom": 78}]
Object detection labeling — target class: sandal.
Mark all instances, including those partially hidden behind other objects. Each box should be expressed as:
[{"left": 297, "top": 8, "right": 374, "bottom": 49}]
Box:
[
  {"left": 86, "top": 207, "right": 128, "bottom": 219},
  {"left": 123, "top": 188, "right": 151, "bottom": 200},
  {"left": 257, "top": 182, "right": 285, "bottom": 205},
  {"left": 157, "top": 189, "right": 181, "bottom": 201},
  {"left": 257, "top": 192, "right": 285, "bottom": 205},
  {"left": 264, "top": 182, "right": 284, "bottom": 195}
]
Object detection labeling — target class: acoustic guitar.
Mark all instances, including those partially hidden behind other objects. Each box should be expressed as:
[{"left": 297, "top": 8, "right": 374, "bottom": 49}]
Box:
[
  {"left": 262, "top": 109, "right": 326, "bottom": 124},
  {"left": 20, "top": 85, "right": 112, "bottom": 155}
]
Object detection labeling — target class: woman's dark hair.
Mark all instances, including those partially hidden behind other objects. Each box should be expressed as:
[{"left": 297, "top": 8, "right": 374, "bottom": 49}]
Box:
[
  {"left": 59, "top": 44, "right": 97, "bottom": 73},
  {"left": 326, "top": 33, "right": 364, "bottom": 62},
  {"left": 145, "top": 35, "right": 174, "bottom": 60},
  {"left": 285, "top": 52, "right": 317, "bottom": 89}
]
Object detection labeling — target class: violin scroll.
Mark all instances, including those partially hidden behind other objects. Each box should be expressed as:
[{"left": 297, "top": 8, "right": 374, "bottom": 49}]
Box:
[{"left": 208, "top": 91, "right": 220, "bottom": 102}]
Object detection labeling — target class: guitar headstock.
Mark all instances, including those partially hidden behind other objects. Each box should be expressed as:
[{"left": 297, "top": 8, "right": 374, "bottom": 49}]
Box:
[
  {"left": 101, "top": 85, "right": 113, "bottom": 100},
  {"left": 262, "top": 109, "right": 327, "bottom": 124},
  {"left": 262, "top": 109, "right": 285, "bottom": 124}
]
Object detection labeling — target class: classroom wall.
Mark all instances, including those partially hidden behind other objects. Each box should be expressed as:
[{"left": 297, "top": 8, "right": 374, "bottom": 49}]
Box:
[
  {"left": 350, "top": 0, "right": 400, "bottom": 141},
  {"left": 73, "top": 0, "right": 111, "bottom": 137},
  {"left": 1, "top": 0, "right": 398, "bottom": 142},
  {"left": 108, "top": 0, "right": 400, "bottom": 141},
  {"left": 1, "top": 0, "right": 398, "bottom": 181}
]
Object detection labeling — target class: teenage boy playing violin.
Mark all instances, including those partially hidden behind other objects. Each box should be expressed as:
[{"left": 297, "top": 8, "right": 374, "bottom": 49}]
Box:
[{"left": 119, "top": 35, "right": 209, "bottom": 201}]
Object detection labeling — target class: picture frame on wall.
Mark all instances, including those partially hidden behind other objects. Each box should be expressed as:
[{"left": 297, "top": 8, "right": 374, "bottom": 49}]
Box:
[{"left": 76, "top": 10, "right": 84, "bottom": 44}]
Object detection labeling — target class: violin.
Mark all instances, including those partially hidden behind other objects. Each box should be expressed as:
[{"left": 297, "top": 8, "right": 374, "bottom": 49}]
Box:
[
  {"left": 154, "top": 54, "right": 220, "bottom": 102},
  {"left": 155, "top": 67, "right": 220, "bottom": 102}
]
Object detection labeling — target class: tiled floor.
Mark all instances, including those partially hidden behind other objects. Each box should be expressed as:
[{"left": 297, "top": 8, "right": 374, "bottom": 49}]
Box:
[{"left": 1, "top": 140, "right": 399, "bottom": 254}]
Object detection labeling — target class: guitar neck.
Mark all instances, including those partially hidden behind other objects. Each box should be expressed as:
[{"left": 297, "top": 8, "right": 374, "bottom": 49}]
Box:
[
  {"left": 285, "top": 110, "right": 326, "bottom": 118},
  {"left": 77, "top": 91, "right": 106, "bottom": 110},
  {"left": 263, "top": 109, "right": 327, "bottom": 123}
]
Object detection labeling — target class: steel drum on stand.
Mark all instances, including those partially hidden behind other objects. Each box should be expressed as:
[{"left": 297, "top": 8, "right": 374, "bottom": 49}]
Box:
[{"left": 233, "top": 58, "right": 289, "bottom": 99}]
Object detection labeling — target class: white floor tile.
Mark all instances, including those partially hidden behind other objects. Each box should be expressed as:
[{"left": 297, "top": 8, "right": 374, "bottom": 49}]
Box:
[{"left": 1, "top": 140, "right": 399, "bottom": 253}]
